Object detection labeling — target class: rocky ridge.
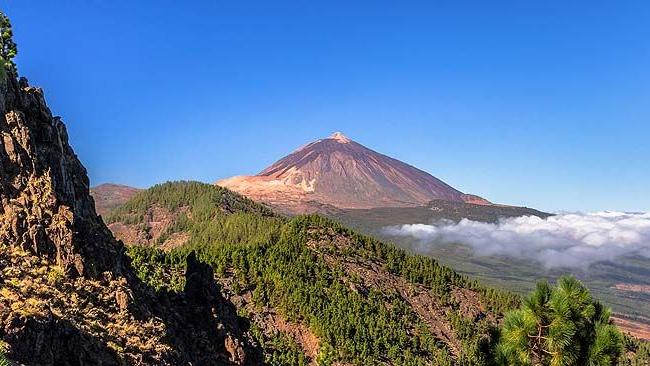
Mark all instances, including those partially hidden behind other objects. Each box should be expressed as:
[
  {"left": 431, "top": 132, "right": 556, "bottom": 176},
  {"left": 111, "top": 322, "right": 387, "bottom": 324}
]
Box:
[{"left": 0, "top": 66, "right": 258, "bottom": 364}]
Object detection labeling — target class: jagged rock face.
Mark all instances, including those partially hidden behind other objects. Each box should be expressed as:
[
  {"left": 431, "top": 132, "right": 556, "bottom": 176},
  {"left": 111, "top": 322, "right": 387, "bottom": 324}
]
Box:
[
  {"left": 0, "top": 74, "right": 121, "bottom": 278},
  {"left": 218, "top": 132, "right": 491, "bottom": 214},
  {"left": 0, "top": 71, "right": 258, "bottom": 364}
]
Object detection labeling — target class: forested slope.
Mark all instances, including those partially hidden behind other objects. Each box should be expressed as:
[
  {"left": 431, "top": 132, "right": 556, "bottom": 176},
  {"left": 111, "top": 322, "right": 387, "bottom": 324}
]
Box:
[
  {"left": 106, "top": 181, "right": 527, "bottom": 364},
  {"left": 109, "top": 181, "right": 649, "bottom": 365}
]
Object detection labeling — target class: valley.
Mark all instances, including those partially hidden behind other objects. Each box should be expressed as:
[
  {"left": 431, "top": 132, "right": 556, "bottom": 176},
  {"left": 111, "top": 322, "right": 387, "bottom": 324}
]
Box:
[
  {"left": 0, "top": 7, "right": 648, "bottom": 365},
  {"left": 331, "top": 205, "right": 650, "bottom": 340}
]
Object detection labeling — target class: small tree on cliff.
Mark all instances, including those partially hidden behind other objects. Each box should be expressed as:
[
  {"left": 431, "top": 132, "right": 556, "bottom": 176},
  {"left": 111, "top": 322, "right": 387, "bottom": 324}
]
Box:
[
  {"left": 497, "top": 276, "right": 623, "bottom": 366},
  {"left": 0, "top": 11, "right": 17, "bottom": 72}
]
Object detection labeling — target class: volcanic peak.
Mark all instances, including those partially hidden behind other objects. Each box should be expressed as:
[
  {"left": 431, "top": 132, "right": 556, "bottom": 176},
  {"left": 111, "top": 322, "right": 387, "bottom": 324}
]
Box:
[
  {"left": 329, "top": 131, "right": 352, "bottom": 143},
  {"left": 218, "top": 132, "right": 491, "bottom": 213}
]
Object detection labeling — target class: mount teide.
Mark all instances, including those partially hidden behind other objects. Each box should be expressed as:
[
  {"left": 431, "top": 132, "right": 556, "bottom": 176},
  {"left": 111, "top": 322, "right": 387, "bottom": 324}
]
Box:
[{"left": 218, "top": 132, "right": 491, "bottom": 214}]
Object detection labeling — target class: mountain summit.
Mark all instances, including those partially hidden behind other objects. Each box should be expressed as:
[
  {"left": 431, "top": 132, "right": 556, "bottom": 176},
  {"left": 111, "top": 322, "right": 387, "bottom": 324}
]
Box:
[{"left": 218, "top": 132, "right": 490, "bottom": 213}]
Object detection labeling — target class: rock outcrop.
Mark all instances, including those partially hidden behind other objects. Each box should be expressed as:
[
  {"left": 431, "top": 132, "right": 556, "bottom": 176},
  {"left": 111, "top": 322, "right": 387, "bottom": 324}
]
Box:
[
  {"left": 0, "top": 76, "right": 121, "bottom": 279},
  {"left": 0, "top": 67, "right": 257, "bottom": 364}
]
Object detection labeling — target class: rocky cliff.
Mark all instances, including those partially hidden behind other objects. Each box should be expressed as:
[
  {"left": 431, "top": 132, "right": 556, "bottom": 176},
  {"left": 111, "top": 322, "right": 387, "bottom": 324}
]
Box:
[
  {"left": 0, "top": 63, "right": 257, "bottom": 364},
  {"left": 0, "top": 75, "right": 120, "bottom": 279}
]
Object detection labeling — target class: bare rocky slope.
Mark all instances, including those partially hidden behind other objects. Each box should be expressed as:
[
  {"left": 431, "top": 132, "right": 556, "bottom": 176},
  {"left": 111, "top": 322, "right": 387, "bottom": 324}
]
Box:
[
  {"left": 218, "top": 132, "right": 492, "bottom": 214},
  {"left": 0, "top": 66, "right": 259, "bottom": 364},
  {"left": 91, "top": 183, "right": 142, "bottom": 216}
]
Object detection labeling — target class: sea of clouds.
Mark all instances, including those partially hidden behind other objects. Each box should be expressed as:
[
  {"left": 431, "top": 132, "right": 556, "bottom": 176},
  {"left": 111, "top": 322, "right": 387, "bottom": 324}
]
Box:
[{"left": 383, "top": 211, "right": 650, "bottom": 269}]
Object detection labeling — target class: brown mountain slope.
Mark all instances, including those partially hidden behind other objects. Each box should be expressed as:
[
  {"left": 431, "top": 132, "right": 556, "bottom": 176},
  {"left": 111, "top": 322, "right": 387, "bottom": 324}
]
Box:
[
  {"left": 91, "top": 183, "right": 141, "bottom": 216},
  {"left": 218, "top": 132, "right": 491, "bottom": 214}
]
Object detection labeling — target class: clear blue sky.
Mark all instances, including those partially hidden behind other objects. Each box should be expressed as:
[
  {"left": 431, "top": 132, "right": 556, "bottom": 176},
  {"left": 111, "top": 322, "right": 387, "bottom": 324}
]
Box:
[{"left": 2, "top": 1, "right": 648, "bottom": 212}]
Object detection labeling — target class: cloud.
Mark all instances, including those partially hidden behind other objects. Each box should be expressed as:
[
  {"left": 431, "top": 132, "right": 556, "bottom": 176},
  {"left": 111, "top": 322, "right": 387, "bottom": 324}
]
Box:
[{"left": 383, "top": 212, "right": 650, "bottom": 269}]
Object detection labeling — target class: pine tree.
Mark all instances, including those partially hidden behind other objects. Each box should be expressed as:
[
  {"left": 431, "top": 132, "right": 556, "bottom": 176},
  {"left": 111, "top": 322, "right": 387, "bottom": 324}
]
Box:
[
  {"left": 0, "top": 11, "right": 17, "bottom": 72},
  {"left": 497, "top": 276, "right": 623, "bottom": 366}
]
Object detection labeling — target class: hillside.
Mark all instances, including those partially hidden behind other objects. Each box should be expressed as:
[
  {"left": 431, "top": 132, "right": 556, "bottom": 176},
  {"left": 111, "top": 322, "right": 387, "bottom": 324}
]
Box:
[
  {"left": 91, "top": 183, "right": 142, "bottom": 216},
  {"left": 330, "top": 203, "right": 650, "bottom": 341},
  {"left": 218, "top": 132, "right": 493, "bottom": 214},
  {"left": 108, "top": 181, "right": 523, "bottom": 364},
  {"left": 105, "top": 181, "right": 650, "bottom": 364},
  {"left": 105, "top": 181, "right": 275, "bottom": 249}
]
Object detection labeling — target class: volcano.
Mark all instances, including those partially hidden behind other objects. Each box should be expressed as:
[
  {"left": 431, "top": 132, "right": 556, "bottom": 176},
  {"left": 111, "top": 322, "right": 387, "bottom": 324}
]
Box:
[{"left": 217, "top": 132, "right": 490, "bottom": 213}]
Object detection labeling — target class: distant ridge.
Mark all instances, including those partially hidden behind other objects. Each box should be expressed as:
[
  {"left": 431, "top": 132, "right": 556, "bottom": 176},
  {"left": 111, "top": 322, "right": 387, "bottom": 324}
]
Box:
[
  {"left": 91, "top": 183, "right": 142, "bottom": 216},
  {"left": 218, "top": 132, "right": 491, "bottom": 214}
]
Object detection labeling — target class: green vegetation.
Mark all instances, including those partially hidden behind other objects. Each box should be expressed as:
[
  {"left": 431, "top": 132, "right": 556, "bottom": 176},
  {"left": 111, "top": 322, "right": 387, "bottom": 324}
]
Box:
[
  {"left": 0, "top": 341, "right": 9, "bottom": 366},
  {"left": 130, "top": 218, "right": 460, "bottom": 364},
  {"left": 498, "top": 276, "right": 623, "bottom": 366},
  {"left": 127, "top": 246, "right": 184, "bottom": 292},
  {"left": 106, "top": 180, "right": 273, "bottom": 225},
  {"left": 107, "top": 181, "right": 278, "bottom": 246},
  {"left": 333, "top": 205, "right": 650, "bottom": 323},
  {"left": 0, "top": 11, "right": 17, "bottom": 72},
  {"left": 248, "top": 323, "right": 310, "bottom": 366},
  {"left": 121, "top": 182, "right": 520, "bottom": 364},
  {"left": 621, "top": 336, "right": 650, "bottom": 366},
  {"left": 119, "top": 182, "right": 648, "bottom": 365}
]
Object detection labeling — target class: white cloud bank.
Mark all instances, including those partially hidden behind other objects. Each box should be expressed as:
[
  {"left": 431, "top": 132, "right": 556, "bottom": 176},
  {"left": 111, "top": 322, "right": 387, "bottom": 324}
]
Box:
[{"left": 383, "top": 212, "right": 650, "bottom": 269}]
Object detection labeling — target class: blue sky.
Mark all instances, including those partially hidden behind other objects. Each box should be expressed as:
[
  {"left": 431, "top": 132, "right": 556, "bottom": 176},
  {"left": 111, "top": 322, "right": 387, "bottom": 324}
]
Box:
[{"left": 1, "top": 1, "right": 648, "bottom": 212}]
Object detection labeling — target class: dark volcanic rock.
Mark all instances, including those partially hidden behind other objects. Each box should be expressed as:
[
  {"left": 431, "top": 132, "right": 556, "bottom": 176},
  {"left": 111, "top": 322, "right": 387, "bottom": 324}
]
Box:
[
  {"left": 4, "top": 315, "right": 120, "bottom": 366},
  {"left": 185, "top": 251, "right": 220, "bottom": 303},
  {"left": 0, "top": 66, "right": 257, "bottom": 364},
  {"left": 0, "top": 75, "right": 122, "bottom": 279}
]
